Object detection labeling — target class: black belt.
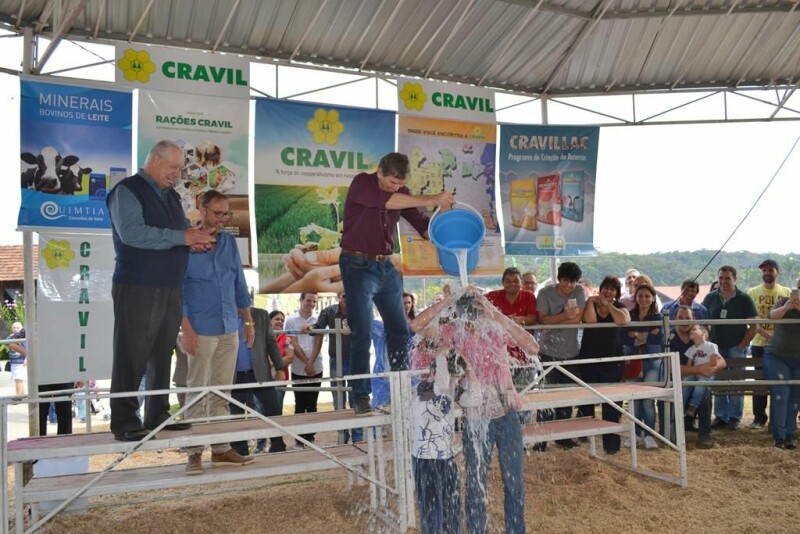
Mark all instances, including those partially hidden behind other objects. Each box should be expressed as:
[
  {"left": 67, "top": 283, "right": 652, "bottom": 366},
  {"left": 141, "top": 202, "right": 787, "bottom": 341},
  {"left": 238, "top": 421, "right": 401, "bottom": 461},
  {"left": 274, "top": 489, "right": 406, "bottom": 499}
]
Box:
[{"left": 342, "top": 249, "right": 391, "bottom": 262}]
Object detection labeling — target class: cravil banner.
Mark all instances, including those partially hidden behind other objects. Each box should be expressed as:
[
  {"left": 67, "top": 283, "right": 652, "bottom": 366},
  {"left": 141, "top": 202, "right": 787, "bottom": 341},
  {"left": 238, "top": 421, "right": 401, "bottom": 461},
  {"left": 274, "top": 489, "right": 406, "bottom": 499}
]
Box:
[
  {"left": 36, "top": 233, "right": 114, "bottom": 384},
  {"left": 138, "top": 89, "right": 251, "bottom": 265},
  {"left": 499, "top": 124, "right": 600, "bottom": 256},
  {"left": 396, "top": 77, "right": 495, "bottom": 124},
  {"left": 254, "top": 99, "right": 395, "bottom": 294},
  {"left": 397, "top": 116, "right": 504, "bottom": 277},
  {"left": 114, "top": 44, "right": 250, "bottom": 98},
  {"left": 18, "top": 79, "right": 132, "bottom": 230}
]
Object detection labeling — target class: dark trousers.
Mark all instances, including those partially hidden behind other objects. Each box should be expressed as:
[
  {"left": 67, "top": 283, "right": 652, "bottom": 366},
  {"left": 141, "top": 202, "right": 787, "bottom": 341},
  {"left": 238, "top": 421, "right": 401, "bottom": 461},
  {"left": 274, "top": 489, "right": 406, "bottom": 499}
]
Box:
[
  {"left": 412, "top": 457, "right": 461, "bottom": 534},
  {"left": 750, "top": 346, "right": 768, "bottom": 423},
  {"left": 38, "top": 382, "right": 73, "bottom": 436},
  {"left": 577, "top": 362, "right": 624, "bottom": 452},
  {"left": 292, "top": 371, "right": 323, "bottom": 442},
  {"left": 230, "top": 370, "right": 286, "bottom": 454},
  {"left": 110, "top": 284, "right": 182, "bottom": 435}
]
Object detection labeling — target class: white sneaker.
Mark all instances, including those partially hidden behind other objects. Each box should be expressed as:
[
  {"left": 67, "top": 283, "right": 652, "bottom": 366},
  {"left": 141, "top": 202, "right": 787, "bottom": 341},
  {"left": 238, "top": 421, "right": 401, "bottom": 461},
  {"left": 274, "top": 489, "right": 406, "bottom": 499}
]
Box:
[
  {"left": 623, "top": 436, "right": 644, "bottom": 448},
  {"left": 643, "top": 436, "right": 658, "bottom": 449}
]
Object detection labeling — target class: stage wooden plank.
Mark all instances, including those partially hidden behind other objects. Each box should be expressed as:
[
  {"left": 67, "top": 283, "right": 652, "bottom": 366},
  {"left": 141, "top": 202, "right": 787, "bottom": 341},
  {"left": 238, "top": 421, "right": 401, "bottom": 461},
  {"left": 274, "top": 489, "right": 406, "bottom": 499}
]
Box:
[
  {"left": 8, "top": 411, "right": 391, "bottom": 462},
  {"left": 22, "top": 444, "right": 387, "bottom": 503},
  {"left": 521, "top": 384, "right": 673, "bottom": 410},
  {"left": 523, "top": 418, "right": 627, "bottom": 442}
]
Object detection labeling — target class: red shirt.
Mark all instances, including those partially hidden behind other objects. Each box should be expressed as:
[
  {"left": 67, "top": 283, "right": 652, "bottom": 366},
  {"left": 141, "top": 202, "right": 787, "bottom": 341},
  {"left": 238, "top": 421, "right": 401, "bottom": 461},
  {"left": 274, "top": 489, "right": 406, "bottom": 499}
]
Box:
[
  {"left": 340, "top": 172, "right": 430, "bottom": 255},
  {"left": 486, "top": 289, "right": 537, "bottom": 362}
]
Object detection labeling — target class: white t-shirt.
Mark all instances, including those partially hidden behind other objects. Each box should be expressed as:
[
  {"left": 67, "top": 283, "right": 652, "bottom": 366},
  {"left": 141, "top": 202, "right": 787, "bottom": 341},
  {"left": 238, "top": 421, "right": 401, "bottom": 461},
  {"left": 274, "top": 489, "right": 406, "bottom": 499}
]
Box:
[
  {"left": 411, "top": 355, "right": 457, "bottom": 460},
  {"left": 685, "top": 340, "right": 719, "bottom": 366},
  {"left": 285, "top": 312, "right": 322, "bottom": 376}
]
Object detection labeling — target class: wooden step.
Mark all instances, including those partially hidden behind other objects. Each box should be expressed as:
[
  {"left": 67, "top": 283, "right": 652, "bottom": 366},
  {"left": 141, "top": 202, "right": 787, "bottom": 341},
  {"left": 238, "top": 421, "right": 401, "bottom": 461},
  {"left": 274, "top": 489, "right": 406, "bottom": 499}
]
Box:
[
  {"left": 22, "top": 444, "right": 381, "bottom": 504},
  {"left": 523, "top": 418, "right": 627, "bottom": 443},
  {"left": 8, "top": 411, "right": 391, "bottom": 463}
]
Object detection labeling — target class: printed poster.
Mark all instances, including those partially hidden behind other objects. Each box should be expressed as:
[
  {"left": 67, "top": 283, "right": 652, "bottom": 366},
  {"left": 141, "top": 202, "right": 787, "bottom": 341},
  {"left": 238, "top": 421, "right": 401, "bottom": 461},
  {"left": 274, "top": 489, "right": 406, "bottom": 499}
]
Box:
[
  {"left": 397, "top": 116, "right": 504, "bottom": 276},
  {"left": 499, "top": 124, "right": 600, "bottom": 256},
  {"left": 36, "top": 233, "right": 115, "bottom": 384},
  {"left": 254, "top": 99, "right": 395, "bottom": 294},
  {"left": 18, "top": 79, "right": 132, "bottom": 230},
  {"left": 138, "top": 89, "right": 251, "bottom": 264}
]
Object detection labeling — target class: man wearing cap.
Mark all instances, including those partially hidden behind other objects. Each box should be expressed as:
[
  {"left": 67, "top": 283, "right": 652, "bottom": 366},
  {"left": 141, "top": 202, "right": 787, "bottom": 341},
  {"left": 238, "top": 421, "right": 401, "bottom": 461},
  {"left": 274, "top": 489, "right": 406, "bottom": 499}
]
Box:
[
  {"left": 747, "top": 259, "right": 791, "bottom": 429},
  {"left": 339, "top": 152, "right": 454, "bottom": 415},
  {"left": 702, "top": 265, "right": 758, "bottom": 430}
]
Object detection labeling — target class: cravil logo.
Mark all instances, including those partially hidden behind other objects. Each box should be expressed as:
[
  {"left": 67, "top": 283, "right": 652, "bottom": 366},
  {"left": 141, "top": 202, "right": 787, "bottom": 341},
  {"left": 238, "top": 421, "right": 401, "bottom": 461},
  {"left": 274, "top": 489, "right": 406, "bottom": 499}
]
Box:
[
  {"left": 117, "top": 49, "right": 157, "bottom": 83},
  {"left": 40, "top": 201, "right": 67, "bottom": 221},
  {"left": 307, "top": 109, "right": 344, "bottom": 145},
  {"left": 399, "top": 82, "right": 427, "bottom": 111},
  {"left": 42, "top": 239, "right": 75, "bottom": 270}
]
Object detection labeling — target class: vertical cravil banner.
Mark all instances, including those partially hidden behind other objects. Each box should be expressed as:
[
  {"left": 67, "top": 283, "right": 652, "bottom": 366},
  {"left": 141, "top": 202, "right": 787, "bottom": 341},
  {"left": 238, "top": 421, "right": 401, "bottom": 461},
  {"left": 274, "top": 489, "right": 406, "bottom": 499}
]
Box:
[
  {"left": 254, "top": 99, "right": 395, "bottom": 294},
  {"left": 395, "top": 78, "right": 504, "bottom": 276},
  {"left": 499, "top": 124, "right": 599, "bottom": 256},
  {"left": 18, "top": 78, "right": 132, "bottom": 230},
  {"left": 36, "top": 234, "right": 115, "bottom": 384}
]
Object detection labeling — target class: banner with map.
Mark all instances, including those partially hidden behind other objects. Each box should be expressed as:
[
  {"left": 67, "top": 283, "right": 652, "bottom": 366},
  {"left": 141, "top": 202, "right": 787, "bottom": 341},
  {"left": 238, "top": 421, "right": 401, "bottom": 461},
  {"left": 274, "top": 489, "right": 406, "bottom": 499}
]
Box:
[
  {"left": 499, "top": 124, "right": 599, "bottom": 256},
  {"left": 396, "top": 115, "right": 504, "bottom": 276},
  {"left": 254, "top": 99, "right": 395, "bottom": 294},
  {"left": 396, "top": 77, "right": 503, "bottom": 277}
]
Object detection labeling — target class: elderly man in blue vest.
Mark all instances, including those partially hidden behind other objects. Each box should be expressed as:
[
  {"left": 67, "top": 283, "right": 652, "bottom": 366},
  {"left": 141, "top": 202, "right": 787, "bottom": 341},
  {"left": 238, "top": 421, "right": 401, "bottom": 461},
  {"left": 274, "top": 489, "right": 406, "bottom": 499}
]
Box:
[{"left": 107, "top": 140, "right": 216, "bottom": 442}]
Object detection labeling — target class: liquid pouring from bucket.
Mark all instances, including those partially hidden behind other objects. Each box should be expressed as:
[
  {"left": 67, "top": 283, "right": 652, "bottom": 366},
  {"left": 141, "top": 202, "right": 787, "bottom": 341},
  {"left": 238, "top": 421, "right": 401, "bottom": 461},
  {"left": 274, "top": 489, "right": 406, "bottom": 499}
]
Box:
[{"left": 428, "top": 198, "right": 486, "bottom": 288}]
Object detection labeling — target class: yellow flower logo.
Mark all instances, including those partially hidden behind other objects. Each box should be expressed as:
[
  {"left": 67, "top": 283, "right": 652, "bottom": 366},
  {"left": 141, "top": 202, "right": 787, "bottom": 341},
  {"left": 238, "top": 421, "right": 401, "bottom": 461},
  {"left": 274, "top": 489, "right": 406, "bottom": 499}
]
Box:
[
  {"left": 117, "top": 49, "right": 157, "bottom": 83},
  {"left": 42, "top": 240, "right": 75, "bottom": 270},
  {"left": 399, "top": 82, "right": 427, "bottom": 111},
  {"left": 470, "top": 127, "right": 485, "bottom": 140},
  {"left": 307, "top": 109, "right": 344, "bottom": 145}
]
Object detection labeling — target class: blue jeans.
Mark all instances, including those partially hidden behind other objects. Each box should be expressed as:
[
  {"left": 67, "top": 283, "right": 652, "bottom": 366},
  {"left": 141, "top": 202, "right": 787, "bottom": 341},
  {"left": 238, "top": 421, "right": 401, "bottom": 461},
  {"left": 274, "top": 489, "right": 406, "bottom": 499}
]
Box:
[
  {"left": 714, "top": 346, "right": 746, "bottom": 423},
  {"left": 763, "top": 350, "right": 800, "bottom": 441},
  {"left": 330, "top": 358, "right": 363, "bottom": 443},
  {"left": 683, "top": 375, "right": 712, "bottom": 409},
  {"left": 635, "top": 351, "right": 664, "bottom": 438},
  {"left": 463, "top": 410, "right": 525, "bottom": 534},
  {"left": 413, "top": 457, "right": 461, "bottom": 534},
  {"left": 339, "top": 253, "right": 410, "bottom": 402}
]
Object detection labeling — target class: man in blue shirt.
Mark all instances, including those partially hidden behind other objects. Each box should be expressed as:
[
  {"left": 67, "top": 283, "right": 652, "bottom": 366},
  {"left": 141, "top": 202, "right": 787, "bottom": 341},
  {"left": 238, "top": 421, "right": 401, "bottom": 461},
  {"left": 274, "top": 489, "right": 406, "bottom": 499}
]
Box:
[
  {"left": 107, "top": 140, "right": 216, "bottom": 442},
  {"left": 180, "top": 190, "right": 255, "bottom": 474},
  {"left": 661, "top": 279, "right": 710, "bottom": 320}
]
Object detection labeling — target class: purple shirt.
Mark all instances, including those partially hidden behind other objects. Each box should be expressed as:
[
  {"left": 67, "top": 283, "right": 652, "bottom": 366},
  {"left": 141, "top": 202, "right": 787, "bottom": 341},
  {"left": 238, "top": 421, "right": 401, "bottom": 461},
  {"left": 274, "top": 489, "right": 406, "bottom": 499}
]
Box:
[{"left": 340, "top": 172, "right": 430, "bottom": 254}]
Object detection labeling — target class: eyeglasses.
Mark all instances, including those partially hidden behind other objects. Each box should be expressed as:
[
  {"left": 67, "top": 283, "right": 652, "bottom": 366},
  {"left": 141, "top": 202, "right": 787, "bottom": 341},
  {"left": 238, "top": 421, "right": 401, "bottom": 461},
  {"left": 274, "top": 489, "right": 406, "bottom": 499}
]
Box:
[{"left": 207, "top": 208, "right": 233, "bottom": 220}]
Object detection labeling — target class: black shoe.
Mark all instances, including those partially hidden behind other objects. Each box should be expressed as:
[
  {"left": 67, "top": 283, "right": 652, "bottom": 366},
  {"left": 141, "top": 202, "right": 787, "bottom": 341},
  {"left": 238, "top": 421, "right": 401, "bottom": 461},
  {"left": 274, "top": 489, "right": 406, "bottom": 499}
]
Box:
[
  {"left": 114, "top": 429, "right": 149, "bottom": 442},
  {"left": 711, "top": 418, "right": 728, "bottom": 429},
  {"left": 774, "top": 439, "right": 787, "bottom": 449},
  {"left": 556, "top": 439, "right": 577, "bottom": 449},
  {"left": 684, "top": 416, "right": 698, "bottom": 432},
  {"left": 727, "top": 420, "right": 741, "bottom": 430},
  {"left": 145, "top": 422, "right": 192, "bottom": 431},
  {"left": 747, "top": 419, "right": 767, "bottom": 430},
  {"left": 786, "top": 439, "right": 797, "bottom": 450},
  {"left": 604, "top": 448, "right": 619, "bottom": 455},
  {"left": 353, "top": 397, "right": 374, "bottom": 416},
  {"left": 527, "top": 442, "right": 547, "bottom": 453},
  {"left": 697, "top": 435, "right": 714, "bottom": 449}
]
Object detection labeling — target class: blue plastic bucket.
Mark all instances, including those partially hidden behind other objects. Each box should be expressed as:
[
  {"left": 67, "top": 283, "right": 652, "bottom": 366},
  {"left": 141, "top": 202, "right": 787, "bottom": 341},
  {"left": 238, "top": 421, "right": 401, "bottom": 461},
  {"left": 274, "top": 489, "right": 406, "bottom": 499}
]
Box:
[{"left": 428, "top": 203, "right": 486, "bottom": 277}]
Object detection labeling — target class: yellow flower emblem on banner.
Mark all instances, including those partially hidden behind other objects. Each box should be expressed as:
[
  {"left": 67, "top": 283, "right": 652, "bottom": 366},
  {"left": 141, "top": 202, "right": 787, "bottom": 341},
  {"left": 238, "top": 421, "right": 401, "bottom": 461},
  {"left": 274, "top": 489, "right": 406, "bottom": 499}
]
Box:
[
  {"left": 42, "top": 240, "right": 75, "bottom": 270},
  {"left": 399, "top": 82, "right": 427, "bottom": 111},
  {"left": 307, "top": 109, "right": 344, "bottom": 145},
  {"left": 117, "top": 49, "right": 157, "bottom": 83}
]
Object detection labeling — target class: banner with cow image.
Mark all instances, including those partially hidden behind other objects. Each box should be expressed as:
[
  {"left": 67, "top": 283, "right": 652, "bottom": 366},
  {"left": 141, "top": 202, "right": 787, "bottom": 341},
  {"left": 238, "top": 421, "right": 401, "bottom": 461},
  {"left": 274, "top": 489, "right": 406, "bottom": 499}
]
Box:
[
  {"left": 499, "top": 124, "right": 599, "bottom": 256},
  {"left": 137, "top": 89, "right": 252, "bottom": 265},
  {"left": 18, "top": 79, "right": 133, "bottom": 230},
  {"left": 36, "top": 233, "right": 115, "bottom": 384},
  {"left": 254, "top": 99, "right": 395, "bottom": 294}
]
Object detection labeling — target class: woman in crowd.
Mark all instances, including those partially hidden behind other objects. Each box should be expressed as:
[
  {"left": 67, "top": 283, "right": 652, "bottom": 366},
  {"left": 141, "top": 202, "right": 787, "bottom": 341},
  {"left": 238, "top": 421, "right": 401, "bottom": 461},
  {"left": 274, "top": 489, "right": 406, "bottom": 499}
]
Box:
[
  {"left": 577, "top": 276, "right": 631, "bottom": 454},
  {"left": 764, "top": 282, "right": 800, "bottom": 449},
  {"left": 403, "top": 292, "right": 417, "bottom": 321},
  {"left": 623, "top": 284, "right": 663, "bottom": 449},
  {"left": 269, "top": 311, "right": 295, "bottom": 412}
]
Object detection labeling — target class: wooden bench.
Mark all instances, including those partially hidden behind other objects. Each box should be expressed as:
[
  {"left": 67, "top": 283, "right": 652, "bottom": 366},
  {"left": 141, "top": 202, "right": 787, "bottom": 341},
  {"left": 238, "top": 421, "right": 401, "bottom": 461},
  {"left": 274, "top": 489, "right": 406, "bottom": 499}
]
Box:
[{"left": 710, "top": 357, "right": 768, "bottom": 396}]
